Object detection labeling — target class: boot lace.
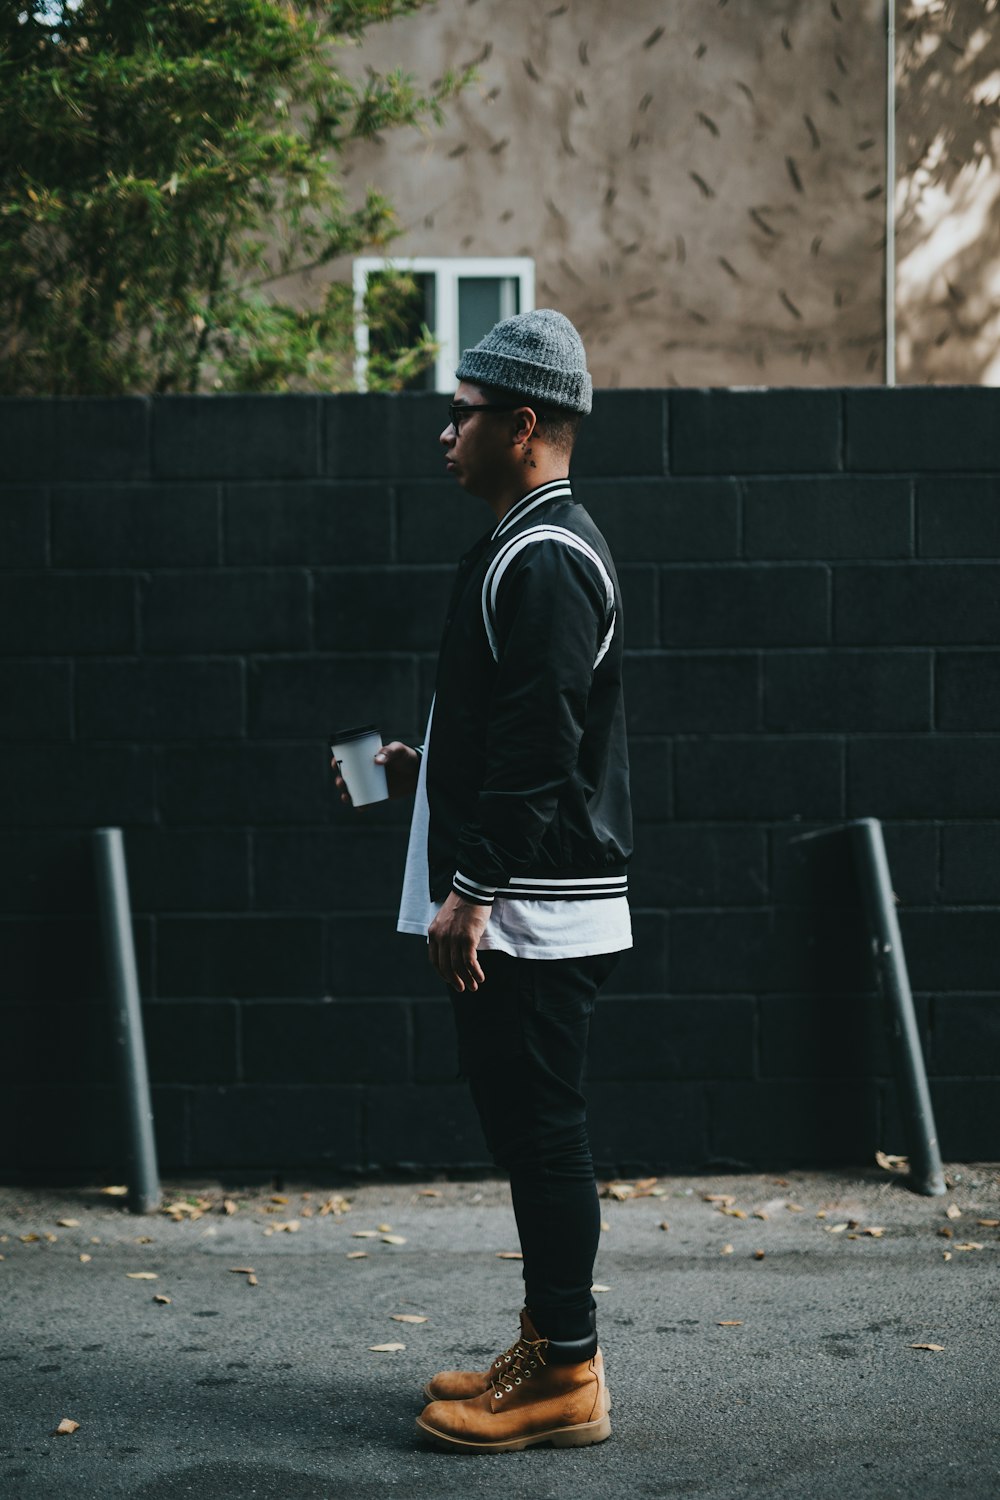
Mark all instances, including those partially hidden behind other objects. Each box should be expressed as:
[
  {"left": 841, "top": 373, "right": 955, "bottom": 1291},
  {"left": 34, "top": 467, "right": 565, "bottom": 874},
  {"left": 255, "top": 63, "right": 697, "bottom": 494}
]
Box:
[{"left": 488, "top": 1333, "right": 548, "bottom": 1399}]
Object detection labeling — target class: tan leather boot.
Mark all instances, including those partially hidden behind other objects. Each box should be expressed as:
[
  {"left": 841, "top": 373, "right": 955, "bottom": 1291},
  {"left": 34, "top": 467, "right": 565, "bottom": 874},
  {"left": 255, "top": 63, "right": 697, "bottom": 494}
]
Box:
[
  {"left": 423, "top": 1307, "right": 611, "bottom": 1410},
  {"left": 416, "top": 1312, "right": 611, "bottom": 1453}
]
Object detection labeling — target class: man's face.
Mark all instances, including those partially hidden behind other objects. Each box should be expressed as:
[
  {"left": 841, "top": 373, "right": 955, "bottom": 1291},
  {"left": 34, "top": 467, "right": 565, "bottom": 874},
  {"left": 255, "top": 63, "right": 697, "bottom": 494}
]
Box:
[{"left": 439, "top": 381, "right": 517, "bottom": 498}]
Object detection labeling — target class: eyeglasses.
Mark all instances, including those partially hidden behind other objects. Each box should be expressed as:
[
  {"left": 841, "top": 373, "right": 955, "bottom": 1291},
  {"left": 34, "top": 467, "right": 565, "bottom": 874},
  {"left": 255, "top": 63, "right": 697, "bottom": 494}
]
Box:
[{"left": 448, "top": 402, "right": 516, "bottom": 431}]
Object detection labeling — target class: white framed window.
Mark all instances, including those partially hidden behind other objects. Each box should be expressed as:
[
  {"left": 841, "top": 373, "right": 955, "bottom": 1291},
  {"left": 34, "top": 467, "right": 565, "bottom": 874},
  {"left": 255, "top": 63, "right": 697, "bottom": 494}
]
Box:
[{"left": 353, "top": 256, "right": 535, "bottom": 393}]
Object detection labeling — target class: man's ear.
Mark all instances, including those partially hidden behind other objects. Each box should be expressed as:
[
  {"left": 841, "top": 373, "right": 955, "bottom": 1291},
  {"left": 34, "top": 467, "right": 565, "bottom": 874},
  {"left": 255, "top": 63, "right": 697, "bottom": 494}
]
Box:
[{"left": 511, "top": 406, "right": 538, "bottom": 445}]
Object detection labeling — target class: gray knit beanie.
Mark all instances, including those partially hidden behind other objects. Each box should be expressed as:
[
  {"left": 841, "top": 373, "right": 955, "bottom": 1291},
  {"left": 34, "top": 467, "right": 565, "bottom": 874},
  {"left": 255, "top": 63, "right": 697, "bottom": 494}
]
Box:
[{"left": 456, "top": 308, "right": 592, "bottom": 415}]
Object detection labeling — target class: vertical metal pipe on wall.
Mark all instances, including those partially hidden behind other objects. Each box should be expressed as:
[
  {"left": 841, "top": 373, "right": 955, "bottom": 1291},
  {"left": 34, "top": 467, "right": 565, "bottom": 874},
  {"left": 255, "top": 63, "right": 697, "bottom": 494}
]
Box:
[
  {"left": 93, "top": 828, "right": 161, "bottom": 1215},
  {"left": 850, "top": 819, "right": 945, "bottom": 1196}
]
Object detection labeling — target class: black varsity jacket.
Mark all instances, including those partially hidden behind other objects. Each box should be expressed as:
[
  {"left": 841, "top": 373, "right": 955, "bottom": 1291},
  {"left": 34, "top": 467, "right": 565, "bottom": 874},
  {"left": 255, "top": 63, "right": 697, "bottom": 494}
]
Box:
[{"left": 425, "top": 478, "right": 633, "bottom": 906}]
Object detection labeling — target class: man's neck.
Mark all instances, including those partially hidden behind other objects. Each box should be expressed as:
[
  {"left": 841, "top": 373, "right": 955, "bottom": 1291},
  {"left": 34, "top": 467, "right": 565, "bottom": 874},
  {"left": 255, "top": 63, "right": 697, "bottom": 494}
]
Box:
[{"left": 486, "top": 458, "right": 571, "bottom": 526}]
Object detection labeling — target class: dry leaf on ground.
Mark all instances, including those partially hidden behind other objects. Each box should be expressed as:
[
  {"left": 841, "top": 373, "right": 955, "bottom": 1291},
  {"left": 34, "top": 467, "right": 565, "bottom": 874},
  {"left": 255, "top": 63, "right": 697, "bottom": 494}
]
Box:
[
  {"left": 369, "top": 1342, "right": 405, "bottom": 1353},
  {"left": 753, "top": 1210, "right": 769, "bottom": 1221},
  {"left": 223, "top": 1199, "right": 238, "bottom": 1215},
  {"left": 346, "top": 1251, "right": 367, "bottom": 1260},
  {"left": 953, "top": 1242, "right": 985, "bottom": 1252},
  {"left": 391, "top": 1314, "right": 428, "bottom": 1324},
  {"left": 376, "top": 1223, "right": 392, "bottom": 1233},
  {"left": 272, "top": 1221, "right": 300, "bottom": 1233},
  {"left": 418, "top": 1189, "right": 442, "bottom": 1198},
  {"left": 125, "top": 1272, "right": 158, "bottom": 1280},
  {"left": 720, "top": 1244, "right": 734, "bottom": 1256},
  {"left": 786, "top": 1203, "right": 805, "bottom": 1213},
  {"left": 977, "top": 1219, "right": 999, "bottom": 1228},
  {"left": 153, "top": 1293, "right": 171, "bottom": 1304},
  {"left": 352, "top": 1230, "right": 378, "bottom": 1239},
  {"left": 943, "top": 1251, "right": 952, "bottom": 1261},
  {"left": 863, "top": 1227, "right": 886, "bottom": 1237},
  {"left": 911, "top": 1343, "right": 945, "bottom": 1352},
  {"left": 703, "top": 1194, "right": 736, "bottom": 1206},
  {"left": 591, "top": 1283, "right": 611, "bottom": 1292},
  {"left": 100, "top": 1186, "right": 127, "bottom": 1196},
  {"left": 717, "top": 1320, "right": 743, "bottom": 1326},
  {"left": 271, "top": 1195, "right": 289, "bottom": 1204},
  {"left": 54, "top": 1418, "right": 80, "bottom": 1435},
  {"left": 721, "top": 1207, "right": 747, "bottom": 1219},
  {"left": 496, "top": 1251, "right": 522, "bottom": 1259},
  {"left": 56, "top": 1219, "right": 80, "bottom": 1228},
  {"left": 319, "top": 1195, "right": 351, "bottom": 1216},
  {"left": 754, "top": 1250, "right": 765, "bottom": 1260},
  {"left": 79, "top": 1254, "right": 91, "bottom": 1263},
  {"left": 382, "top": 1234, "right": 407, "bottom": 1245},
  {"left": 945, "top": 1204, "right": 962, "bottom": 1220},
  {"left": 659, "top": 1221, "right": 670, "bottom": 1232},
  {"left": 876, "top": 1151, "right": 909, "bottom": 1172},
  {"left": 229, "top": 1267, "right": 255, "bottom": 1275}
]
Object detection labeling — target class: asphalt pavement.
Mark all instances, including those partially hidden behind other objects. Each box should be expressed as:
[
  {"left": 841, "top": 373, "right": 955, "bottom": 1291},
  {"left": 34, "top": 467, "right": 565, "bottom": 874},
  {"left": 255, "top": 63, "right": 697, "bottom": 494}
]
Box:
[{"left": 1, "top": 1164, "right": 998, "bottom": 1500}]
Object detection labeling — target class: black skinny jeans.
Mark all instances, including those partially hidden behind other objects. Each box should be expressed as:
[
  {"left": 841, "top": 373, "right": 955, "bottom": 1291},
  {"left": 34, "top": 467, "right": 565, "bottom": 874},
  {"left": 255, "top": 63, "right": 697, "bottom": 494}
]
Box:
[{"left": 449, "top": 947, "right": 621, "bottom": 1346}]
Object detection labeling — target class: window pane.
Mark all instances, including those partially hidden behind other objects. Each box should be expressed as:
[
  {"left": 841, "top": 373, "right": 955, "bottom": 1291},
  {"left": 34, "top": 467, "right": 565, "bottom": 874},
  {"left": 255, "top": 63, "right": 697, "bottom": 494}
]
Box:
[
  {"left": 366, "top": 271, "right": 436, "bottom": 391},
  {"left": 458, "top": 277, "right": 520, "bottom": 357}
]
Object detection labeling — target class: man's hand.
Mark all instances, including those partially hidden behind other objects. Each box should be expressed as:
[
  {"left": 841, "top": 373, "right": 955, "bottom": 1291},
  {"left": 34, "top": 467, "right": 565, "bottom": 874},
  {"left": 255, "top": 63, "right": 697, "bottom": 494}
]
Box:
[
  {"left": 428, "top": 891, "right": 490, "bottom": 993},
  {"left": 333, "top": 740, "right": 420, "bottom": 806}
]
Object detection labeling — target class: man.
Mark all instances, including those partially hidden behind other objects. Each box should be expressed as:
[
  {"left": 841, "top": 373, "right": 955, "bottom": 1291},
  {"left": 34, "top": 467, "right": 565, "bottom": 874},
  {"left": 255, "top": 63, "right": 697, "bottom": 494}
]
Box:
[{"left": 339, "top": 309, "right": 632, "bottom": 1453}]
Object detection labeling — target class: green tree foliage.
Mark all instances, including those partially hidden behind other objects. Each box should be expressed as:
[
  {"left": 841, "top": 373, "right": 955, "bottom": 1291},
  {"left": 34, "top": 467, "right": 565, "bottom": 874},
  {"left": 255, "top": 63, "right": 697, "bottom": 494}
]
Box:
[{"left": 0, "top": 1, "right": 469, "bottom": 393}]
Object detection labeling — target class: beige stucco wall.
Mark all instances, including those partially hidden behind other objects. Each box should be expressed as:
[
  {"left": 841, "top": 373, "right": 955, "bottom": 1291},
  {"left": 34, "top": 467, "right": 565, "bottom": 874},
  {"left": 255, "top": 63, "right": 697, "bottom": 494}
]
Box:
[{"left": 289, "top": 0, "right": 998, "bottom": 387}]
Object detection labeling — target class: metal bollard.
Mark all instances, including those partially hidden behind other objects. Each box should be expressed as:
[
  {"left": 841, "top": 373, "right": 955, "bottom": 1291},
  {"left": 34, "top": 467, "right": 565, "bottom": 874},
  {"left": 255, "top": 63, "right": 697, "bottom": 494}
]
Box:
[
  {"left": 849, "top": 818, "right": 946, "bottom": 1197},
  {"left": 93, "top": 828, "right": 161, "bottom": 1214}
]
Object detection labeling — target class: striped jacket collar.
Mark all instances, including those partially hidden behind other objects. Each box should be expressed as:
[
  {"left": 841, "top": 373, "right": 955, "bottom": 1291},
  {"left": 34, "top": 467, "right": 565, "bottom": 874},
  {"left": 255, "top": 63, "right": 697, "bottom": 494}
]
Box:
[{"left": 491, "top": 478, "right": 574, "bottom": 541}]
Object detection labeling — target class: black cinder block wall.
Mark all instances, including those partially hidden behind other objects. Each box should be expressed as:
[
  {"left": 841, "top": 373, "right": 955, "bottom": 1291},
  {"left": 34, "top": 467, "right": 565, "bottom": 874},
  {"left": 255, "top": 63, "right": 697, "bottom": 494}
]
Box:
[{"left": 1, "top": 389, "right": 999, "bottom": 1179}]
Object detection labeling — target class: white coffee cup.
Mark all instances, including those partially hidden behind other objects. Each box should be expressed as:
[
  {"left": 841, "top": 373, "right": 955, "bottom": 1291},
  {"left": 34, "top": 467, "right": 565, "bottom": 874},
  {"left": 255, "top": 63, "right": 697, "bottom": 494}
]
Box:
[{"left": 329, "top": 724, "right": 389, "bottom": 807}]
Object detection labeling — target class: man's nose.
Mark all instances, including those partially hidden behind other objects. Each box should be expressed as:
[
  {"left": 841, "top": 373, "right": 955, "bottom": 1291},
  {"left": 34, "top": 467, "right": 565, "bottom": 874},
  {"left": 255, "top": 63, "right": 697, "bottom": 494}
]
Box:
[{"left": 440, "top": 423, "right": 456, "bottom": 445}]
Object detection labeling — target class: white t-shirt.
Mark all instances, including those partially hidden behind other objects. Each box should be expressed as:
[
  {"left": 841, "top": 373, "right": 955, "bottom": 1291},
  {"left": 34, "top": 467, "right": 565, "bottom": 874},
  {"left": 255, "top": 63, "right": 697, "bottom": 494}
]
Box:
[{"left": 396, "top": 704, "right": 632, "bottom": 961}]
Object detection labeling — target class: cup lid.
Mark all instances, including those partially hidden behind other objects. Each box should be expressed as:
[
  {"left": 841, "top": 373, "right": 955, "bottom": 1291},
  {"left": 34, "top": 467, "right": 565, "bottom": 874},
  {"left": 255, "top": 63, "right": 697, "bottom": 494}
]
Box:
[{"left": 329, "top": 723, "right": 379, "bottom": 744}]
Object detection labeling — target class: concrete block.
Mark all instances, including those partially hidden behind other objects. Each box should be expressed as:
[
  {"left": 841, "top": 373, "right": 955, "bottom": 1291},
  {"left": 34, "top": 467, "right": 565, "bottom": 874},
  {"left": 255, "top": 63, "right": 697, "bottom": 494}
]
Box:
[
  {"left": 625, "top": 652, "right": 759, "bottom": 733},
  {"left": 764, "top": 649, "right": 931, "bottom": 731},
  {"left": 745, "top": 477, "right": 912, "bottom": 559},
  {"left": 153, "top": 395, "right": 319, "bottom": 479},
  {"left": 662, "top": 565, "right": 829, "bottom": 646},
  {"left": 143, "top": 571, "right": 310, "bottom": 653},
  {"left": 846, "top": 389, "right": 1000, "bottom": 472},
  {"left": 0, "top": 662, "right": 72, "bottom": 741},
  {"left": 0, "top": 398, "right": 149, "bottom": 482},
  {"left": 0, "top": 487, "right": 47, "bottom": 567},
  {"left": 156, "top": 916, "right": 324, "bottom": 998},
  {"left": 835, "top": 563, "right": 1000, "bottom": 645},
  {"left": 671, "top": 390, "right": 841, "bottom": 475},
  {"left": 225, "top": 481, "right": 392, "bottom": 565},
  {"left": 77, "top": 659, "right": 243, "bottom": 740},
  {"left": 849, "top": 736, "right": 1000, "bottom": 819},
  {"left": 675, "top": 736, "right": 843, "bottom": 820},
  {"left": 242, "top": 1000, "right": 410, "bottom": 1085},
  {"left": 52, "top": 483, "right": 219, "bottom": 566},
  {"left": 0, "top": 575, "right": 135, "bottom": 655}
]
